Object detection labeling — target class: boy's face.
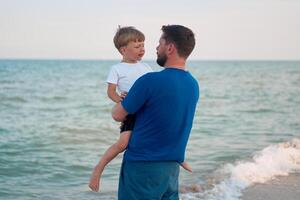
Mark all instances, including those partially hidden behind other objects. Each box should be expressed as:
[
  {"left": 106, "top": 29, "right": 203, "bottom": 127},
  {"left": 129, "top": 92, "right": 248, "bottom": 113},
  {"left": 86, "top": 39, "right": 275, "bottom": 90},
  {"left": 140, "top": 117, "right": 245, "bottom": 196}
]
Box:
[{"left": 121, "top": 40, "right": 145, "bottom": 63}]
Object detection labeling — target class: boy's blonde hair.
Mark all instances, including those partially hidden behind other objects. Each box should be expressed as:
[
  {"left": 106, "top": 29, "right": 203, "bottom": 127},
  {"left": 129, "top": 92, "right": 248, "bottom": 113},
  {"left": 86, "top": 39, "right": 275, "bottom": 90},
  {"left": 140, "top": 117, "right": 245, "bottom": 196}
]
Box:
[{"left": 113, "top": 26, "right": 145, "bottom": 53}]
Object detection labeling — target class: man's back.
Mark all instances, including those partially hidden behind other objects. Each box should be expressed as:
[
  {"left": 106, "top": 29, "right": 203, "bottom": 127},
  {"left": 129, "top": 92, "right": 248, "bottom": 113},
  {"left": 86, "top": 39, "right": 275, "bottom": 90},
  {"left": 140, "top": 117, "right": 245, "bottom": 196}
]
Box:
[{"left": 122, "top": 67, "right": 199, "bottom": 163}]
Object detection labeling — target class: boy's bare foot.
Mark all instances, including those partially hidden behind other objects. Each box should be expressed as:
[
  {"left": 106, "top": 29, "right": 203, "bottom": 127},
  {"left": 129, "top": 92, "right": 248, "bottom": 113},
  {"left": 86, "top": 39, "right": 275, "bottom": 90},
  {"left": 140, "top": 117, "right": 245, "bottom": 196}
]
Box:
[
  {"left": 180, "top": 162, "right": 193, "bottom": 173},
  {"left": 89, "top": 170, "right": 100, "bottom": 192}
]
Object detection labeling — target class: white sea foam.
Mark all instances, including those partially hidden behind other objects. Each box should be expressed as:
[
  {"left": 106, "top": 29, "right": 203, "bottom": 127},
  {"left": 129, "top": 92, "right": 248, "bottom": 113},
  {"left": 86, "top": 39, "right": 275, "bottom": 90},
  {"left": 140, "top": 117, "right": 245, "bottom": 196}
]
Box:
[{"left": 181, "top": 138, "right": 300, "bottom": 200}]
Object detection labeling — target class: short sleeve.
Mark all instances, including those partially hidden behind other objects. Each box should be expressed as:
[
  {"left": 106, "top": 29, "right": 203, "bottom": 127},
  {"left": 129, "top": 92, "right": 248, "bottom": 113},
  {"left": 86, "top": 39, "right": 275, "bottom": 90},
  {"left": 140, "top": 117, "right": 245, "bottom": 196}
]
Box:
[
  {"left": 121, "top": 74, "right": 150, "bottom": 114},
  {"left": 106, "top": 66, "right": 118, "bottom": 84}
]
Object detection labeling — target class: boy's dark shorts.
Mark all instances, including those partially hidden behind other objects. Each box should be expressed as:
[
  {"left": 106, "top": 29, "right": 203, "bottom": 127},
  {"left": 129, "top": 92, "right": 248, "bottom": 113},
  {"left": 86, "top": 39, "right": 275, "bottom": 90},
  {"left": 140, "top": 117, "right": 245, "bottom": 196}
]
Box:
[{"left": 120, "top": 114, "right": 136, "bottom": 133}]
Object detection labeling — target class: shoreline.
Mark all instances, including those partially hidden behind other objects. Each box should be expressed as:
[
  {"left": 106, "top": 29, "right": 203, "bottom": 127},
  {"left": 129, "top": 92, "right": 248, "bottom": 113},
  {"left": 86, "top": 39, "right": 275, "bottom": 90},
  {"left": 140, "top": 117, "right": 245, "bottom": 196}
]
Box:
[{"left": 242, "top": 173, "right": 300, "bottom": 200}]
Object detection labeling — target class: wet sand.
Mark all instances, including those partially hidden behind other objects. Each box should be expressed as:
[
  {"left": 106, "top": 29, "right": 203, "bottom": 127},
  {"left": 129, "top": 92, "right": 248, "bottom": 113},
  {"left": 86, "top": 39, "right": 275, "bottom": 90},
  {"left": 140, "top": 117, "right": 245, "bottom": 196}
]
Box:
[{"left": 242, "top": 173, "right": 300, "bottom": 200}]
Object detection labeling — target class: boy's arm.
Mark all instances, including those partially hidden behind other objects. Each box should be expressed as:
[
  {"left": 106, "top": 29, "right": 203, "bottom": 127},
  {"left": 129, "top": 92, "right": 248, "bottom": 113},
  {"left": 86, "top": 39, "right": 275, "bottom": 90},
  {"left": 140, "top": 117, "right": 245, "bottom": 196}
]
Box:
[{"left": 107, "top": 83, "right": 122, "bottom": 103}]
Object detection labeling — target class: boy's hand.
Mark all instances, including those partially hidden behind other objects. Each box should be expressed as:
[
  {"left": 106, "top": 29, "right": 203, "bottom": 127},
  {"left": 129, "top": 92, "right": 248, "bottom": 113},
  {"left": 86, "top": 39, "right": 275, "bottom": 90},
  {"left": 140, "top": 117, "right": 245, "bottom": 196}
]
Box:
[{"left": 120, "top": 92, "right": 128, "bottom": 101}]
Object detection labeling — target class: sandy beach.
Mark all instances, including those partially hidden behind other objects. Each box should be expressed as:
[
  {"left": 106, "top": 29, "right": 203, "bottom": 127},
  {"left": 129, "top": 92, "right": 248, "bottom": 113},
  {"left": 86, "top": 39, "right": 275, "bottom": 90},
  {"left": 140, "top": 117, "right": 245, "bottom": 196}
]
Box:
[{"left": 242, "top": 173, "right": 300, "bottom": 200}]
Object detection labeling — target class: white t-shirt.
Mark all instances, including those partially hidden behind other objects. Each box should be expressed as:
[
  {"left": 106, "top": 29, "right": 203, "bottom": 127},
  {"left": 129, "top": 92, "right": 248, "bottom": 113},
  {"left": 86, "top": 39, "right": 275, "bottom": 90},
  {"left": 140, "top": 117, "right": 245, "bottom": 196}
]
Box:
[{"left": 106, "top": 62, "right": 153, "bottom": 93}]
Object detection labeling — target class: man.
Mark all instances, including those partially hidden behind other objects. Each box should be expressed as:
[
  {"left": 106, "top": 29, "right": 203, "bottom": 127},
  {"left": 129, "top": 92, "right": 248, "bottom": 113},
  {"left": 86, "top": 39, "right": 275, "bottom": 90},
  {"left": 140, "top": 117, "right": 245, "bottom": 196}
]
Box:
[{"left": 112, "top": 25, "right": 199, "bottom": 200}]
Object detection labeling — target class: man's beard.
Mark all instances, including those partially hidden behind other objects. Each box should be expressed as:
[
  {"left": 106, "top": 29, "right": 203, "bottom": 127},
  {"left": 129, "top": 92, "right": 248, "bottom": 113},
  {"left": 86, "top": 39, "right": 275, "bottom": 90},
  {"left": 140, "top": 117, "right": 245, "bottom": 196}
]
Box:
[{"left": 156, "top": 53, "right": 167, "bottom": 67}]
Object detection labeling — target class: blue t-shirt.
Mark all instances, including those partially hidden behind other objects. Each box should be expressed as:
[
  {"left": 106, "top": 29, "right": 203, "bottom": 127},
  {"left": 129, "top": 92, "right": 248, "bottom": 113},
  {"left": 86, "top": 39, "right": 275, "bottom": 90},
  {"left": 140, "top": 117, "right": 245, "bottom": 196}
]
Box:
[{"left": 121, "top": 68, "right": 199, "bottom": 163}]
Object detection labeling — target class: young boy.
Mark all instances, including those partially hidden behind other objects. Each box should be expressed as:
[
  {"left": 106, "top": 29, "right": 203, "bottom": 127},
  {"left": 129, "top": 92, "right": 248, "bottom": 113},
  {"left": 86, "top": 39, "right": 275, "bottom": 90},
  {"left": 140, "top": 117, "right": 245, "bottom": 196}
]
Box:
[{"left": 89, "top": 26, "right": 192, "bottom": 192}]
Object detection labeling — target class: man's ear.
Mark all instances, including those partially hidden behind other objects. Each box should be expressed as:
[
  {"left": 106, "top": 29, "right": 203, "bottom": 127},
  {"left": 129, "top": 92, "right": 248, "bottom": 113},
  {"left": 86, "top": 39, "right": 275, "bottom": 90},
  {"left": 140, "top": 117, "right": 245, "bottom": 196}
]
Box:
[{"left": 167, "top": 43, "right": 175, "bottom": 55}]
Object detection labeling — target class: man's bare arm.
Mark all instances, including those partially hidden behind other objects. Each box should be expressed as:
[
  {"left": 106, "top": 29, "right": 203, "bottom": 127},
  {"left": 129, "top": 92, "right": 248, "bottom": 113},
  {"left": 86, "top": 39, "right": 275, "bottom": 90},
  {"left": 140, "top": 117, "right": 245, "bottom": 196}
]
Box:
[{"left": 112, "top": 102, "right": 128, "bottom": 122}]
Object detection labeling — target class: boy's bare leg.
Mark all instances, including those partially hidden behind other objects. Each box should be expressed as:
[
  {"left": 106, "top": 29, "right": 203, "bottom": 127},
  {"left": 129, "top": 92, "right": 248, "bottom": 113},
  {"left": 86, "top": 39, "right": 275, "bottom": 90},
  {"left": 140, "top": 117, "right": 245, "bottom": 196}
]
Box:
[
  {"left": 89, "top": 131, "right": 131, "bottom": 192},
  {"left": 180, "top": 161, "right": 192, "bottom": 172}
]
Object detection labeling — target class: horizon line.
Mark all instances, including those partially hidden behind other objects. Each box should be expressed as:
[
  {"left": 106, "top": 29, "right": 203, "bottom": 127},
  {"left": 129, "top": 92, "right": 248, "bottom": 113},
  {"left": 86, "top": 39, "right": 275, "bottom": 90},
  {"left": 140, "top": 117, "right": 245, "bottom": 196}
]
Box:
[{"left": 0, "top": 58, "right": 300, "bottom": 62}]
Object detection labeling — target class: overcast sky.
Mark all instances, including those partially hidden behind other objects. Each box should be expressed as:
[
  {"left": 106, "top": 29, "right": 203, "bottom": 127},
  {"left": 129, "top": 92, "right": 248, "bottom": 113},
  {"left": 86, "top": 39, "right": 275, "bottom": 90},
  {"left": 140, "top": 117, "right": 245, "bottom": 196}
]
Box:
[{"left": 0, "top": 0, "right": 299, "bottom": 60}]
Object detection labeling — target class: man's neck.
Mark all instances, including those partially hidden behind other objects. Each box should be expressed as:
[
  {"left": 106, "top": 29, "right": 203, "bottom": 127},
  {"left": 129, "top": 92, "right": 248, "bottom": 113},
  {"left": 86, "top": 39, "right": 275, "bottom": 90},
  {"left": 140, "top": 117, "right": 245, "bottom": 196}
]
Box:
[{"left": 164, "top": 58, "right": 186, "bottom": 70}]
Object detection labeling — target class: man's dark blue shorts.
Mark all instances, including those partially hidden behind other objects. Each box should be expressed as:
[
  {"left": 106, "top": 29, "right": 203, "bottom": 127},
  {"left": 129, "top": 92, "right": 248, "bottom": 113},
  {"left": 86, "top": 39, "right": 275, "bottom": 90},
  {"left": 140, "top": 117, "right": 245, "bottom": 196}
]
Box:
[{"left": 118, "top": 161, "right": 179, "bottom": 200}]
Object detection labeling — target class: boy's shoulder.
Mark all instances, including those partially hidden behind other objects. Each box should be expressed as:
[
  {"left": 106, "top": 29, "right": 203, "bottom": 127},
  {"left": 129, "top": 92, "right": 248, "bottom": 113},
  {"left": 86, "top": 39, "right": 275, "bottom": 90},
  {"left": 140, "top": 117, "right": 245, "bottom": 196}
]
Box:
[
  {"left": 139, "top": 62, "right": 153, "bottom": 71},
  {"left": 110, "top": 62, "right": 125, "bottom": 69},
  {"left": 109, "top": 63, "right": 128, "bottom": 74},
  {"left": 110, "top": 62, "right": 152, "bottom": 71},
  {"left": 110, "top": 62, "right": 140, "bottom": 68}
]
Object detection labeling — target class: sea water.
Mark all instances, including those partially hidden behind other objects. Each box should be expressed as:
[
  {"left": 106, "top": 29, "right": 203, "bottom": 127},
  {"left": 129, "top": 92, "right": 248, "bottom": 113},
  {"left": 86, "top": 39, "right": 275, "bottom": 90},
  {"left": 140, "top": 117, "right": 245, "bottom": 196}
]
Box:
[{"left": 0, "top": 60, "right": 300, "bottom": 200}]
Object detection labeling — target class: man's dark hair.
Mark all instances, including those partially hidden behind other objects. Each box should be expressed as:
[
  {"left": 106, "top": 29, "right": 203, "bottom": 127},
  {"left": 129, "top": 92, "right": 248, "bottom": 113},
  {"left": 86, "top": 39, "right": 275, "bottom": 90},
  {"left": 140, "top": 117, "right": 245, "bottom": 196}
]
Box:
[{"left": 161, "top": 25, "right": 195, "bottom": 59}]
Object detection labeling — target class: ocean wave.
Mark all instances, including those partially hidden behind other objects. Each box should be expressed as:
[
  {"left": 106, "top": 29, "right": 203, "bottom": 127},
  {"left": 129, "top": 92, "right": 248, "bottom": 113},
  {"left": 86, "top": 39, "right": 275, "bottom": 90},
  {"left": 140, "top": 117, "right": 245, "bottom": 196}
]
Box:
[
  {"left": 0, "top": 96, "right": 27, "bottom": 103},
  {"left": 181, "top": 138, "right": 300, "bottom": 200},
  {"left": 238, "top": 108, "right": 275, "bottom": 114}
]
